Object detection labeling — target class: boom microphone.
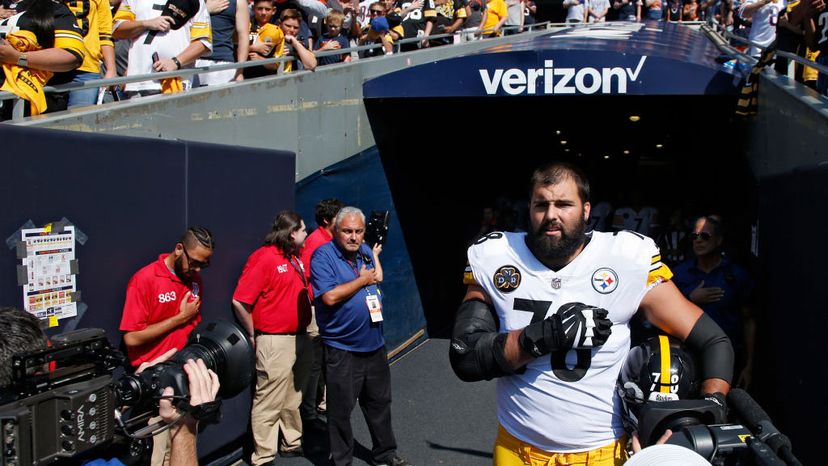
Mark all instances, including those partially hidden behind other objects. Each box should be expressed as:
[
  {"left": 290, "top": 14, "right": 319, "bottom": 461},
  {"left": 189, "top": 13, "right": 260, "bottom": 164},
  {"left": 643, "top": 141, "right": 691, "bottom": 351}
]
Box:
[{"left": 727, "top": 388, "right": 802, "bottom": 466}]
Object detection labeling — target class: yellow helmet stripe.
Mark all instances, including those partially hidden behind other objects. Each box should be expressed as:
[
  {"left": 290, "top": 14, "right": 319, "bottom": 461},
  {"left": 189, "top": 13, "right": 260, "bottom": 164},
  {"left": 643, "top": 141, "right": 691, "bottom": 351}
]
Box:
[{"left": 659, "top": 335, "right": 671, "bottom": 393}]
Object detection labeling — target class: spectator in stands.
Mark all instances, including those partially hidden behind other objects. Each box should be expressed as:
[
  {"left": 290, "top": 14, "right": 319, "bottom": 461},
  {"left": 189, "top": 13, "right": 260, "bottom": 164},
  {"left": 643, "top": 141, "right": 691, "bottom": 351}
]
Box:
[
  {"left": 479, "top": 0, "right": 508, "bottom": 36},
  {"left": 194, "top": 0, "right": 249, "bottom": 86},
  {"left": 431, "top": 0, "right": 468, "bottom": 45},
  {"left": 315, "top": 10, "right": 352, "bottom": 65},
  {"left": 504, "top": 0, "right": 524, "bottom": 35},
  {"left": 248, "top": 8, "right": 317, "bottom": 75},
  {"left": 524, "top": 0, "right": 537, "bottom": 26},
  {"left": 359, "top": 5, "right": 396, "bottom": 55},
  {"left": 564, "top": 0, "right": 587, "bottom": 22},
  {"left": 587, "top": 0, "right": 610, "bottom": 21},
  {"left": 612, "top": 0, "right": 641, "bottom": 20},
  {"left": 643, "top": 0, "right": 664, "bottom": 19},
  {"left": 47, "top": 0, "right": 115, "bottom": 109},
  {"left": 672, "top": 216, "right": 756, "bottom": 388},
  {"left": 682, "top": 0, "right": 699, "bottom": 19},
  {"left": 801, "top": 0, "right": 828, "bottom": 94},
  {"left": 665, "top": 0, "right": 683, "bottom": 21},
  {"left": 246, "top": 0, "right": 280, "bottom": 78},
  {"left": 395, "top": 0, "right": 436, "bottom": 50},
  {"left": 462, "top": 0, "right": 485, "bottom": 38},
  {"left": 740, "top": 0, "right": 785, "bottom": 57},
  {"left": 112, "top": 0, "right": 212, "bottom": 97},
  {"left": 0, "top": 0, "right": 85, "bottom": 117}
]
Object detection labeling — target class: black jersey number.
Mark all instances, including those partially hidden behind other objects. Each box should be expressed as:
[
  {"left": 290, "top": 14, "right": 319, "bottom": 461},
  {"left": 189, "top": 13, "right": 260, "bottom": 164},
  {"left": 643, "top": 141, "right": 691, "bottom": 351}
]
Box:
[
  {"left": 474, "top": 232, "right": 502, "bottom": 244},
  {"left": 69, "top": 0, "right": 91, "bottom": 37},
  {"left": 513, "top": 297, "right": 592, "bottom": 382},
  {"left": 144, "top": 2, "right": 168, "bottom": 45}
]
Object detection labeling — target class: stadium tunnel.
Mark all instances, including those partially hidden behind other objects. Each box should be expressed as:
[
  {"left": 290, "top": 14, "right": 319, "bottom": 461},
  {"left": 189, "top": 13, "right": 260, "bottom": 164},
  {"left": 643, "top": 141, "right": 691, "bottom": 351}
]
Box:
[{"left": 363, "top": 22, "right": 757, "bottom": 336}]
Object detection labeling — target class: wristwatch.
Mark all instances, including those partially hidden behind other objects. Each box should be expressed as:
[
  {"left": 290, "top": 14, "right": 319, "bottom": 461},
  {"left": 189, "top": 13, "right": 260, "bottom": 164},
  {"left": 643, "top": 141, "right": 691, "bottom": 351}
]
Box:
[
  {"left": 17, "top": 53, "right": 27, "bottom": 67},
  {"left": 171, "top": 56, "right": 181, "bottom": 70}
]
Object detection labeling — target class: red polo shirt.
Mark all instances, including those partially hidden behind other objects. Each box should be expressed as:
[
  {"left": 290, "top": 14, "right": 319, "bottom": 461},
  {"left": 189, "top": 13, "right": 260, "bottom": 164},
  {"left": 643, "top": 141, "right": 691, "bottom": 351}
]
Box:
[
  {"left": 300, "top": 226, "right": 333, "bottom": 300},
  {"left": 233, "top": 245, "right": 312, "bottom": 333},
  {"left": 120, "top": 254, "right": 203, "bottom": 367}
]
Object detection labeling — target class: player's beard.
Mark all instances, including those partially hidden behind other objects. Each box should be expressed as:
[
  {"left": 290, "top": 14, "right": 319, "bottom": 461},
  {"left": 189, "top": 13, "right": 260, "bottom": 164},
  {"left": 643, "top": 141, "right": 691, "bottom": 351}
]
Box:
[{"left": 526, "top": 216, "right": 588, "bottom": 270}]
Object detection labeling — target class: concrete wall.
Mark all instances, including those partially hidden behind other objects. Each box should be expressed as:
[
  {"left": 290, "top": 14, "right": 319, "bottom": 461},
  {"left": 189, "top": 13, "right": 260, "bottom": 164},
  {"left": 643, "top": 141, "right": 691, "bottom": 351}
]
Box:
[
  {"left": 18, "top": 31, "right": 553, "bottom": 182},
  {"left": 747, "top": 73, "right": 828, "bottom": 178}
]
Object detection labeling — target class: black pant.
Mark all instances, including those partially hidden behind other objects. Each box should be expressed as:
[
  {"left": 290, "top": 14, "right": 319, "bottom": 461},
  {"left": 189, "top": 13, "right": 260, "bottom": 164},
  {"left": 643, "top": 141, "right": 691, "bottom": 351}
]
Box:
[{"left": 324, "top": 344, "right": 397, "bottom": 466}]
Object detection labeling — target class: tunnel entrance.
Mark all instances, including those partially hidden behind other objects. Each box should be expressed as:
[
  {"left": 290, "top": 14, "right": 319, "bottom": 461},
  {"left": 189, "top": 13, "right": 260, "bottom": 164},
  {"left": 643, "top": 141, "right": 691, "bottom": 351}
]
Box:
[{"left": 365, "top": 93, "right": 753, "bottom": 335}]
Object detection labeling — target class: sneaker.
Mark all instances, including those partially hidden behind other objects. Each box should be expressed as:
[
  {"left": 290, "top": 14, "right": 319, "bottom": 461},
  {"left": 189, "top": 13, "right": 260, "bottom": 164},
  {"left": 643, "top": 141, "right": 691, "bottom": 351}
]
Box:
[
  {"left": 373, "top": 454, "right": 411, "bottom": 466},
  {"left": 279, "top": 447, "right": 304, "bottom": 458}
]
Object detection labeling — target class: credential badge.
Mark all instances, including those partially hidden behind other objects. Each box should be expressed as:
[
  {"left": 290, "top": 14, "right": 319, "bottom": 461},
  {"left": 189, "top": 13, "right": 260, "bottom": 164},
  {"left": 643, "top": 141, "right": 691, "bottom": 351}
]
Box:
[
  {"left": 493, "top": 265, "right": 521, "bottom": 293},
  {"left": 591, "top": 268, "right": 619, "bottom": 294}
]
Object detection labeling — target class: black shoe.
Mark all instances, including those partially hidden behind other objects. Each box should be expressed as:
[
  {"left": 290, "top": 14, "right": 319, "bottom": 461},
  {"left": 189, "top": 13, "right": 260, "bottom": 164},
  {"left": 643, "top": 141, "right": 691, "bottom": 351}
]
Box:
[
  {"left": 373, "top": 454, "right": 411, "bottom": 466},
  {"left": 280, "top": 447, "right": 304, "bottom": 458}
]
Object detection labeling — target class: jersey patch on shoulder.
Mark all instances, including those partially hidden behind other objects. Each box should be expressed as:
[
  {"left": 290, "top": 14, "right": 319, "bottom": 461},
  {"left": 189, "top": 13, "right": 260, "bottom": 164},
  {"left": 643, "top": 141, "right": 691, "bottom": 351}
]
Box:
[
  {"left": 494, "top": 265, "right": 521, "bottom": 292},
  {"left": 463, "top": 264, "right": 478, "bottom": 286},
  {"left": 591, "top": 267, "right": 619, "bottom": 294}
]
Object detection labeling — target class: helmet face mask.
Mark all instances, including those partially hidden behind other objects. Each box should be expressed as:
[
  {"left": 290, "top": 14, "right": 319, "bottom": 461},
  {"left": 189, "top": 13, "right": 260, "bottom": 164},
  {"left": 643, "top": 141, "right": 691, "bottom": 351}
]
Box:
[{"left": 617, "top": 335, "right": 700, "bottom": 431}]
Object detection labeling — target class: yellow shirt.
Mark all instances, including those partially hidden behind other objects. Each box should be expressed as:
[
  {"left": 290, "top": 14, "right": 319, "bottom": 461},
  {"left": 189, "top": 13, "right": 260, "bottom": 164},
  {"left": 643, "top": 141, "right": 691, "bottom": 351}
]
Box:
[
  {"left": 482, "top": 0, "right": 508, "bottom": 35},
  {"left": 65, "top": 0, "right": 114, "bottom": 74}
]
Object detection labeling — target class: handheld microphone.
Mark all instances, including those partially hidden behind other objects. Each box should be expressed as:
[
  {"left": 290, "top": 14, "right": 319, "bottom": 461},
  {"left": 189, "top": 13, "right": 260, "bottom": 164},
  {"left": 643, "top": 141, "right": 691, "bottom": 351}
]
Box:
[{"left": 727, "top": 388, "right": 802, "bottom": 466}]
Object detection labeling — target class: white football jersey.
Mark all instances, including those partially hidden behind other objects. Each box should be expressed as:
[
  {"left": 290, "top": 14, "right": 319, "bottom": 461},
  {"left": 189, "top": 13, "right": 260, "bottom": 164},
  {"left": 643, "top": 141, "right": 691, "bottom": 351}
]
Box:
[
  {"left": 114, "top": 0, "right": 212, "bottom": 92},
  {"left": 612, "top": 206, "right": 659, "bottom": 236},
  {"left": 741, "top": 0, "right": 785, "bottom": 57},
  {"left": 467, "top": 230, "right": 671, "bottom": 452}
]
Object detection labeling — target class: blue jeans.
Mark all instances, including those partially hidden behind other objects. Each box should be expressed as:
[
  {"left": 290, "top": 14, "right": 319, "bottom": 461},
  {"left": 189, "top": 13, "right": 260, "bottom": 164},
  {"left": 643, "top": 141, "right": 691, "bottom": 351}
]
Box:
[{"left": 67, "top": 71, "right": 101, "bottom": 108}]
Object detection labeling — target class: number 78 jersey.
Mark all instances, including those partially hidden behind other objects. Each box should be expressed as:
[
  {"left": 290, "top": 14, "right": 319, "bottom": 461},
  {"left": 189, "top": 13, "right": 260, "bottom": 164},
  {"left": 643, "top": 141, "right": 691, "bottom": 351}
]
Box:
[{"left": 465, "top": 230, "right": 671, "bottom": 452}]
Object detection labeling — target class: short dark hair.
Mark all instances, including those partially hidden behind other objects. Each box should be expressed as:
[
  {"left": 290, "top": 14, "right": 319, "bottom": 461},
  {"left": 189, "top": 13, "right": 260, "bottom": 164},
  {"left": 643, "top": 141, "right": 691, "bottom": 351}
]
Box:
[
  {"left": 180, "top": 226, "right": 215, "bottom": 251},
  {"left": 529, "top": 162, "right": 590, "bottom": 203},
  {"left": 264, "top": 210, "right": 304, "bottom": 256},
  {"left": 0, "top": 307, "right": 47, "bottom": 387},
  {"left": 280, "top": 8, "right": 302, "bottom": 22},
  {"left": 315, "top": 198, "right": 344, "bottom": 227},
  {"left": 253, "top": 0, "right": 274, "bottom": 6},
  {"left": 695, "top": 215, "right": 723, "bottom": 237}
]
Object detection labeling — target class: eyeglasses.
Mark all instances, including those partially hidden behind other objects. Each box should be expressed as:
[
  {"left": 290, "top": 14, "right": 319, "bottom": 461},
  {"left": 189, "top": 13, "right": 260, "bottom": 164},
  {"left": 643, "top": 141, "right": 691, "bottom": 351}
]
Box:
[
  {"left": 328, "top": 24, "right": 342, "bottom": 28},
  {"left": 690, "top": 232, "right": 712, "bottom": 241},
  {"left": 182, "top": 246, "right": 210, "bottom": 269},
  {"left": 370, "top": 9, "right": 384, "bottom": 15}
]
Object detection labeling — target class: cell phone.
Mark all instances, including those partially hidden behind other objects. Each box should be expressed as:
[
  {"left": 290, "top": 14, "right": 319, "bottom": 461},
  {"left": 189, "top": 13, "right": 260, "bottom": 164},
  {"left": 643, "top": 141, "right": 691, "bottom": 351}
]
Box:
[{"left": 152, "top": 52, "right": 159, "bottom": 63}]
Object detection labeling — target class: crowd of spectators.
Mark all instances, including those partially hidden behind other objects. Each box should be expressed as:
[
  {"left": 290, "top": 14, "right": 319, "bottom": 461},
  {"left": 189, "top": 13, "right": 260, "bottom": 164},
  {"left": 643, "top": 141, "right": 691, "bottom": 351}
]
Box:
[{"left": 0, "top": 0, "right": 827, "bottom": 115}]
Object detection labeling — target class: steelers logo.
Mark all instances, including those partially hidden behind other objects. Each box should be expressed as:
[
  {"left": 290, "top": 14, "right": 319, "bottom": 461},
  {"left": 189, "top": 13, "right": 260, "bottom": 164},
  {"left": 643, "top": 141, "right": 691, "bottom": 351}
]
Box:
[
  {"left": 493, "top": 266, "right": 521, "bottom": 293},
  {"left": 591, "top": 268, "right": 619, "bottom": 294}
]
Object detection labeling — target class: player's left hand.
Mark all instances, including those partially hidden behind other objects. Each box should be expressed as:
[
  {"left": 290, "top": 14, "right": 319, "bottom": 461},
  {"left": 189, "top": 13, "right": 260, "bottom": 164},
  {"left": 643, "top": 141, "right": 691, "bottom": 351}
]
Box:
[{"left": 558, "top": 302, "right": 613, "bottom": 349}]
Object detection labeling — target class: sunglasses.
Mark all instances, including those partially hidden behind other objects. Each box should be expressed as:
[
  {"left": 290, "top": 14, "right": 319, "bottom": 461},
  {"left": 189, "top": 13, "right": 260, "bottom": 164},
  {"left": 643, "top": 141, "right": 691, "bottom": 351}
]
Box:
[
  {"left": 690, "top": 232, "right": 712, "bottom": 241},
  {"left": 370, "top": 9, "right": 384, "bottom": 14},
  {"left": 183, "top": 246, "right": 210, "bottom": 269}
]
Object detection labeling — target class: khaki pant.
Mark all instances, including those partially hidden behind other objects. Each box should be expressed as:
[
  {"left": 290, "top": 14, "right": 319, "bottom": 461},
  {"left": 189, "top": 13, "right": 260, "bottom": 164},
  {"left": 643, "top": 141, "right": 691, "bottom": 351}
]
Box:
[{"left": 251, "top": 334, "right": 313, "bottom": 466}]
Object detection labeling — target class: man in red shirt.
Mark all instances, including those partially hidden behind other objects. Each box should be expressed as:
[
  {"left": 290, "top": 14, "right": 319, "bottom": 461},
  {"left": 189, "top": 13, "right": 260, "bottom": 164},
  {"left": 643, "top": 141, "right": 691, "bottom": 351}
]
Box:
[
  {"left": 299, "top": 198, "right": 344, "bottom": 420},
  {"left": 120, "top": 226, "right": 215, "bottom": 368},
  {"left": 232, "top": 211, "right": 313, "bottom": 464}
]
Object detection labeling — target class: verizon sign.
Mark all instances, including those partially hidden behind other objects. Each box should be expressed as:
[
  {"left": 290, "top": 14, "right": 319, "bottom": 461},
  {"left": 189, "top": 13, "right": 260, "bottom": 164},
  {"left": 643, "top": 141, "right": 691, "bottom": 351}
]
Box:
[{"left": 479, "top": 56, "right": 647, "bottom": 96}]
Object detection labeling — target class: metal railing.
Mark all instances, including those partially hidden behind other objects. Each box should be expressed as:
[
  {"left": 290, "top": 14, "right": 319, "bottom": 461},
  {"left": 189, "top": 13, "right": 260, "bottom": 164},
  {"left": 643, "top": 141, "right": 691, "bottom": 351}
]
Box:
[{"left": 0, "top": 20, "right": 563, "bottom": 122}]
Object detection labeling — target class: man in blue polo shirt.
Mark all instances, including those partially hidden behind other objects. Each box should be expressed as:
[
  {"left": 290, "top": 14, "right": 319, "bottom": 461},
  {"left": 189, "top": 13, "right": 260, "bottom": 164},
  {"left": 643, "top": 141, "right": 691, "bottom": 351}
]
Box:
[
  {"left": 672, "top": 215, "right": 755, "bottom": 388},
  {"left": 310, "top": 206, "right": 410, "bottom": 466}
]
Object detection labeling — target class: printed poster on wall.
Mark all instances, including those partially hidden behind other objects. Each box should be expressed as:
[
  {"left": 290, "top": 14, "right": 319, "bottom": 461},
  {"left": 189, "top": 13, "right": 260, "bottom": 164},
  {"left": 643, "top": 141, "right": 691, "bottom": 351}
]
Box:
[{"left": 20, "top": 225, "right": 77, "bottom": 322}]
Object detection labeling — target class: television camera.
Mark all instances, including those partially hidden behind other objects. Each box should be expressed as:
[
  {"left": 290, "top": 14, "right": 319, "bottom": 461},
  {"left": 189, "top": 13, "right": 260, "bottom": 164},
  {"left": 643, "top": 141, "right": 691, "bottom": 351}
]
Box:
[
  {"left": 620, "top": 336, "right": 802, "bottom": 466},
  {"left": 0, "top": 320, "right": 254, "bottom": 465}
]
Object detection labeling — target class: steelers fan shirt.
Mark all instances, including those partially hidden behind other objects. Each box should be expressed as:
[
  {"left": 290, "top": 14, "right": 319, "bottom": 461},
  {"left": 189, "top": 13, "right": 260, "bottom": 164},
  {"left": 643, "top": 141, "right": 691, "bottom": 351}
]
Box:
[{"left": 465, "top": 230, "right": 671, "bottom": 452}]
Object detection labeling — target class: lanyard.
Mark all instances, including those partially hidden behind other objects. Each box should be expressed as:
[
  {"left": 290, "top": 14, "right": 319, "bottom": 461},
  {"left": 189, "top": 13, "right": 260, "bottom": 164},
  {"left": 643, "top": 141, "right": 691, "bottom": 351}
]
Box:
[{"left": 288, "top": 255, "right": 308, "bottom": 287}]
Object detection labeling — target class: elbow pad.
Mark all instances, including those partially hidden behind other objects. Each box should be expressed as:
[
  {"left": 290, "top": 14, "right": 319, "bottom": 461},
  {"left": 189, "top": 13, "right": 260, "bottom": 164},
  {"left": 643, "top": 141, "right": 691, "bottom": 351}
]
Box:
[
  {"left": 684, "top": 313, "right": 735, "bottom": 384},
  {"left": 449, "top": 299, "right": 516, "bottom": 382}
]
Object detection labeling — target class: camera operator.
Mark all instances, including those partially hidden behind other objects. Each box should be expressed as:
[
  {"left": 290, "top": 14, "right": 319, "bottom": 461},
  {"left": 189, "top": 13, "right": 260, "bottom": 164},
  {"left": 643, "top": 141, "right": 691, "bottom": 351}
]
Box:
[{"left": 0, "top": 306, "right": 219, "bottom": 465}]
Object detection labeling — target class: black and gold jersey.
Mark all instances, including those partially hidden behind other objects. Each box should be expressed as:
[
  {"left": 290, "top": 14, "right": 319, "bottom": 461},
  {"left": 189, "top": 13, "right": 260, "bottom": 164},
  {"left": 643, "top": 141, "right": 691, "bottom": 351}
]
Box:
[{"left": 396, "top": 0, "right": 436, "bottom": 49}]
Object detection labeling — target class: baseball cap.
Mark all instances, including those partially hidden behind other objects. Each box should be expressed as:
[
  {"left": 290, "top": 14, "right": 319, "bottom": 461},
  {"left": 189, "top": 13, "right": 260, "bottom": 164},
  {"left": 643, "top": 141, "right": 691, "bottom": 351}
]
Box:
[
  {"left": 370, "top": 16, "right": 390, "bottom": 33},
  {"left": 625, "top": 444, "right": 712, "bottom": 466},
  {"left": 161, "top": 0, "right": 201, "bottom": 30}
]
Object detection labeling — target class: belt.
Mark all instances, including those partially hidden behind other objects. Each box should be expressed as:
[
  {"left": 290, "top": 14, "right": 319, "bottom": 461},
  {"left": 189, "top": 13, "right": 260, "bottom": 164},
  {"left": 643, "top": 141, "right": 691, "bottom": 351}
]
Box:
[{"left": 254, "top": 329, "right": 306, "bottom": 336}]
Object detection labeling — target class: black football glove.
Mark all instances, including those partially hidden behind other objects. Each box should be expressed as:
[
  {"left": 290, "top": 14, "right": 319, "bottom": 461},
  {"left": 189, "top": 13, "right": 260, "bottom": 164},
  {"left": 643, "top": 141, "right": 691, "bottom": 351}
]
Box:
[
  {"left": 703, "top": 392, "right": 728, "bottom": 424},
  {"left": 518, "top": 302, "right": 613, "bottom": 358}
]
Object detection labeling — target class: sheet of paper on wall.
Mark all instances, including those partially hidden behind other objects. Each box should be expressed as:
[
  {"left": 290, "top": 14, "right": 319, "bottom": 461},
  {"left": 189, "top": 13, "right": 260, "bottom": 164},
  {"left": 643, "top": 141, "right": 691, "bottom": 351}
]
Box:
[{"left": 20, "top": 225, "right": 78, "bottom": 322}]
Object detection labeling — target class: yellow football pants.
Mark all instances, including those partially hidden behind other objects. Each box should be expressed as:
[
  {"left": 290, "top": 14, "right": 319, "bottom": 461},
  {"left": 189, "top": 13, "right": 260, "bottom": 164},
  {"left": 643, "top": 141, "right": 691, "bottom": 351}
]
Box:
[{"left": 493, "top": 425, "right": 628, "bottom": 466}]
